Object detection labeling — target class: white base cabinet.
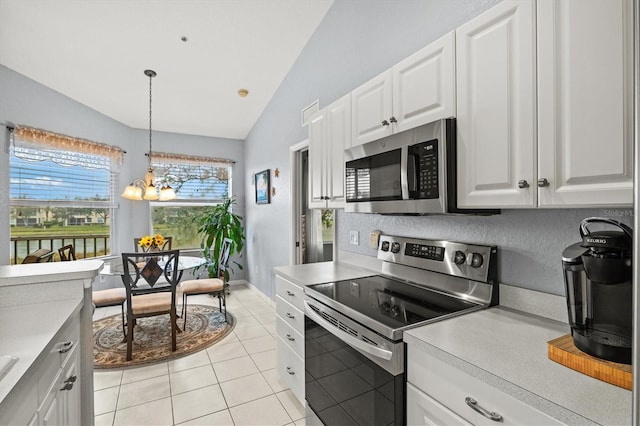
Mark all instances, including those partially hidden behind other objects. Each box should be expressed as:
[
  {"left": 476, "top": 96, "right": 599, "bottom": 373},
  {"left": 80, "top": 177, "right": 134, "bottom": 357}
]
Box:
[
  {"left": 407, "top": 347, "right": 564, "bottom": 426},
  {"left": 275, "top": 276, "right": 305, "bottom": 404}
]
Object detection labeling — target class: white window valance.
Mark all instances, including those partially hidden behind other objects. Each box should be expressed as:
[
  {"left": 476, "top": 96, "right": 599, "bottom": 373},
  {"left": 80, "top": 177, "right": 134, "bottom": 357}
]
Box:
[{"left": 10, "top": 125, "right": 125, "bottom": 172}]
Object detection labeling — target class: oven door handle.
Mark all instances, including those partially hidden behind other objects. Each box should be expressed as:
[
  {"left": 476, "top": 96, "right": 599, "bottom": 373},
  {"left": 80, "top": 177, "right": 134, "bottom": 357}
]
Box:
[{"left": 304, "top": 300, "right": 393, "bottom": 361}]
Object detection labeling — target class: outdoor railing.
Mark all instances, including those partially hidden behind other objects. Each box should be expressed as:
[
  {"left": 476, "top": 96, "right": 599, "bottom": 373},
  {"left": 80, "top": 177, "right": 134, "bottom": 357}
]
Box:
[{"left": 10, "top": 234, "right": 111, "bottom": 264}]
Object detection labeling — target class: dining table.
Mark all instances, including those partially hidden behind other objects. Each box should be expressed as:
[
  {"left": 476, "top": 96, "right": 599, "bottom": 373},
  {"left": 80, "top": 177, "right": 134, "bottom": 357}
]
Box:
[{"left": 99, "top": 255, "right": 206, "bottom": 276}]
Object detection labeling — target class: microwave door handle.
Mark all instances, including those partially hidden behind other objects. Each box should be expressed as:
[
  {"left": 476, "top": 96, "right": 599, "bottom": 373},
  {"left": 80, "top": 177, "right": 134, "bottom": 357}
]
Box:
[
  {"left": 407, "top": 151, "right": 419, "bottom": 195},
  {"left": 400, "top": 146, "right": 409, "bottom": 199}
]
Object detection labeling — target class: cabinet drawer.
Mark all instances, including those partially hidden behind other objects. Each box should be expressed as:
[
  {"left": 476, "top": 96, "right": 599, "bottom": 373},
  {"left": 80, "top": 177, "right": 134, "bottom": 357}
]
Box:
[
  {"left": 276, "top": 317, "right": 304, "bottom": 357},
  {"left": 38, "top": 317, "right": 80, "bottom": 403},
  {"left": 277, "top": 336, "right": 305, "bottom": 404},
  {"left": 408, "top": 349, "right": 564, "bottom": 426},
  {"left": 275, "top": 276, "right": 304, "bottom": 311},
  {"left": 407, "top": 382, "right": 472, "bottom": 426},
  {"left": 276, "top": 295, "right": 304, "bottom": 334}
]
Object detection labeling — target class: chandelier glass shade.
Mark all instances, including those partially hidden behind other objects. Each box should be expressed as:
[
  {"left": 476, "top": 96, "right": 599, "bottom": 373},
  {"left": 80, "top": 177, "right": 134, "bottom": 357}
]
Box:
[{"left": 121, "top": 69, "right": 176, "bottom": 201}]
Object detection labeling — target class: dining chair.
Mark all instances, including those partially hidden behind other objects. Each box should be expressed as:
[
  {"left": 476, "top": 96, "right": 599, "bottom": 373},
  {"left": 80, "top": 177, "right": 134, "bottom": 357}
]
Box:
[
  {"left": 120, "top": 249, "right": 183, "bottom": 361},
  {"left": 21, "top": 248, "right": 55, "bottom": 264},
  {"left": 58, "top": 244, "right": 77, "bottom": 261},
  {"left": 180, "top": 238, "right": 232, "bottom": 329},
  {"left": 133, "top": 236, "right": 172, "bottom": 252},
  {"left": 92, "top": 287, "right": 127, "bottom": 340}
]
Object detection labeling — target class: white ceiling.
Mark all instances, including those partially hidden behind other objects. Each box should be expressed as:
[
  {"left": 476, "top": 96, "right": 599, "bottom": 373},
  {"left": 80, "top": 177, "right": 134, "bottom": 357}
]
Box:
[{"left": 0, "top": 0, "right": 334, "bottom": 140}]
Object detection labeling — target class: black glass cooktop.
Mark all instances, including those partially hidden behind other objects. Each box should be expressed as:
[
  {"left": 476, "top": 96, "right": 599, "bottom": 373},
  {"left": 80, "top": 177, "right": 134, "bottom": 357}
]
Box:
[{"left": 306, "top": 275, "right": 478, "bottom": 332}]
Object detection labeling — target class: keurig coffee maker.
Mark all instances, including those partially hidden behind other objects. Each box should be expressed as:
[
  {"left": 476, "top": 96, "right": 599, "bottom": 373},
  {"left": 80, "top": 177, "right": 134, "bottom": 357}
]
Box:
[{"left": 562, "top": 217, "right": 633, "bottom": 364}]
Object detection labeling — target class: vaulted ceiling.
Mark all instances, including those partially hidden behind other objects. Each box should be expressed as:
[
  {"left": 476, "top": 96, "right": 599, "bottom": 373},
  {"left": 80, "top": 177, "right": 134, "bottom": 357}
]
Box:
[{"left": 0, "top": 0, "right": 334, "bottom": 140}]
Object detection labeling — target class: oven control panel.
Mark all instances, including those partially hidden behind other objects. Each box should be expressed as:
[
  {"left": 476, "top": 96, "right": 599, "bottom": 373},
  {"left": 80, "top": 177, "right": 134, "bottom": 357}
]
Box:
[{"left": 377, "top": 234, "right": 496, "bottom": 283}]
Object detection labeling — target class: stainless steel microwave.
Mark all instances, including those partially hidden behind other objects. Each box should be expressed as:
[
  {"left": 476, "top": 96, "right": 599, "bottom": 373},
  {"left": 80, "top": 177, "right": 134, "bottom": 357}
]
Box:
[{"left": 345, "top": 118, "right": 498, "bottom": 215}]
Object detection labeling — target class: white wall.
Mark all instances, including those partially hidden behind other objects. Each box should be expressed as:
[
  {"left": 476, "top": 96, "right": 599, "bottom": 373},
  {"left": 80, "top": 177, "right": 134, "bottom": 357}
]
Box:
[{"left": 0, "top": 65, "right": 246, "bottom": 281}]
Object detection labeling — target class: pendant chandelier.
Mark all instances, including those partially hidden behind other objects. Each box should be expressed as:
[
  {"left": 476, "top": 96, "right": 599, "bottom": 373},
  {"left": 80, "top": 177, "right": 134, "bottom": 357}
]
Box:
[{"left": 121, "top": 69, "right": 176, "bottom": 201}]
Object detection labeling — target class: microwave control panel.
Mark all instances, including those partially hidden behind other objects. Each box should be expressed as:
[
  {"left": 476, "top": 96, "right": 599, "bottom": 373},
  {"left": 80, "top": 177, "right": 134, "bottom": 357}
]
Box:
[{"left": 409, "top": 139, "right": 439, "bottom": 199}]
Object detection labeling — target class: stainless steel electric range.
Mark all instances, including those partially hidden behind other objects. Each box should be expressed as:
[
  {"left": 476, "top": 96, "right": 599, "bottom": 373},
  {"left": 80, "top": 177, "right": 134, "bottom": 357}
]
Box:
[{"left": 304, "top": 235, "right": 497, "bottom": 426}]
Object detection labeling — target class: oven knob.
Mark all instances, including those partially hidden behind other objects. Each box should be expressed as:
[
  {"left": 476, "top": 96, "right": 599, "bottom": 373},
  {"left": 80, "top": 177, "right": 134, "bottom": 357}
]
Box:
[
  {"left": 381, "top": 241, "right": 390, "bottom": 252},
  {"left": 391, "top": 242, "right": 401, "bottom": 253},
  {"left": 380, "top": 302, "right": 391, "bottom": 313},
  {"left": 453, "top": 251, "right": 466, "bottom": 265},
  {"left": 466, "top": 253, "right": 483, "bottom": 268}
]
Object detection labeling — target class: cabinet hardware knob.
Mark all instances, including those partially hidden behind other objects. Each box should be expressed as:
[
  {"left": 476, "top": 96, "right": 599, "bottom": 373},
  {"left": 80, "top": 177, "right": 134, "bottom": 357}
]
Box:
[
  {"left": 286, "top": 334, "right": 295, "bottom": 342},
  {"left": 286, "top": 291, "right": 295, "bottom": 297},
  {"left": 286, "top": 313, "right": 295, "bottom": 319},
  {"left": 60, "top": 383, "right": 74, "bottom": 391},
  {"left": 65, "top": 375, "right": 77, "bottom": 384},
  {"left": 389, "top": 116, "right": 397, "bottom": 123},
  {"left": 286, "top": 366, "right": 295, "bottom": 375},
  {"left": 465, "top": 397, "right": 502, "bottom": 422},
  {"left": 518, "top": 180, "right": 529, "bottom": 189},
  {"left": 537, "top": 178, "right": 549, "bottom": 187},
  {"left": 381, "top": 120, "right": 390, "bottom": 126}
]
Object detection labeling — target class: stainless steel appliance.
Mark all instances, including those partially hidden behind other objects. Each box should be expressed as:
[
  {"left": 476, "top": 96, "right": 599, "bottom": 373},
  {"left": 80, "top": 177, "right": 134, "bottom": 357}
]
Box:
[
  {"left": 344, "top": 118, "right": 498, "bottom": 215},
  {"left": 304, "top": 235, "right": 498, "bottom": 425},
  {"left": 562, "top": 217, "right": 633, "bottom": 364}
]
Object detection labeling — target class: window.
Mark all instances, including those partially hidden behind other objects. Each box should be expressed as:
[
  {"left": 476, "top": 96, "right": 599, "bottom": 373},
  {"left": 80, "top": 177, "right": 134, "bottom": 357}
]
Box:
[
  {"left": 9, "top": 126, "right": 123, "bottom": 263},
  {"left": 150, "top": 152, "right": 234, "bottom": 249}
]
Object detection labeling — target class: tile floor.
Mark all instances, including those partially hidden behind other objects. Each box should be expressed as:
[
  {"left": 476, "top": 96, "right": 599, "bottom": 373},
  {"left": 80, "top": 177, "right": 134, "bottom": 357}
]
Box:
[{"left": 93, "top": 285, "right": 305, "bottom": 426}]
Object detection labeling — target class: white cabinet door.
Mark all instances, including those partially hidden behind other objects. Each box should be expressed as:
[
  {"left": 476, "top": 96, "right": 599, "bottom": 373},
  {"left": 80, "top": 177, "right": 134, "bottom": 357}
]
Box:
[
  {"left": 351, "top": 70, "right": 393, "bottom": 146},
  {"left": 38, "top": 369, "right": 63, "bottom": 426},
  {"left": 326, "top": 94, "right": 351, "bottom": 208},
  {"left": 61, "top": 345, "right": 80, "bottom": 426},
  {"left": 456, "top": 0, "right": 537, "bottom": 208},
  {"left": 537, "top": 0, "right": 633, "bottom": 207},
  {"left": 393, "top": 32, "right": 456, "bottom": 133},
  {"left": 407, "top": 383, "right": 473, "bottom": 426},
  {"left": 308, "top": 108, "right": 327, "bottom": 209}
]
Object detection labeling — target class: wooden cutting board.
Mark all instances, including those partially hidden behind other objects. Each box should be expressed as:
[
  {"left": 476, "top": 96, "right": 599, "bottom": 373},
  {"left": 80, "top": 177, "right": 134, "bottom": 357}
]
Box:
[{"left": 547, "top": 334, "right": 632, "bottom": 390}]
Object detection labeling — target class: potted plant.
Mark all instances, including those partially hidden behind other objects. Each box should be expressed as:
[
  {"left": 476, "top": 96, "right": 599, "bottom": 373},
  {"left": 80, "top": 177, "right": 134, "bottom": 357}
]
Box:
[{"left": 197, "top": 197, "right": 245, "bottom": 281}]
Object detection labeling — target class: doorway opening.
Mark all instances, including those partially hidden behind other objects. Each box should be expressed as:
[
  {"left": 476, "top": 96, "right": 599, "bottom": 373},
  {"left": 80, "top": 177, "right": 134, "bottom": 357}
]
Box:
[{"left": 290, "top": 141, "right": 334, "bottom": 265}]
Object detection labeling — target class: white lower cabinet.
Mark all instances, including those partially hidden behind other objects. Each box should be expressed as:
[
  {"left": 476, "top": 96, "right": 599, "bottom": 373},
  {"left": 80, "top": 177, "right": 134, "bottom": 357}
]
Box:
[
  {"left": 407, "top": 382, "right": 472, "bottom": 426},
  {"left": 0, "top": 311, "right": 81, "bottom": 426},
  {"left": 407, "top": 347, "right": 565, "bottom": 426},
  {"left": 275, "top": 276, "right": 305, "bottom": 404}
]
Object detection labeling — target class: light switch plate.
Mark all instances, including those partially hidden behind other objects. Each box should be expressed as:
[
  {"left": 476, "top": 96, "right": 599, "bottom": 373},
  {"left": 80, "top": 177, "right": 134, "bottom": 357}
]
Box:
[
  {"left": 349, "top": 231, "right": 359, "bottom": 245},
  {"left": 369, "top": 230, "right": 381, "bottom": 248}
]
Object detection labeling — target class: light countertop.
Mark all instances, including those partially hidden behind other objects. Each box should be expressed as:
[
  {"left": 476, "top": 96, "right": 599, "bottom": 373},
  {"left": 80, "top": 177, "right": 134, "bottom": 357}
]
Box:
[
  {"left": 0, "top": 259, "right": 104, "bottom": 288},
  {"left": 273, "top": 261, "right": 377, "bottom": 287},
  {"left": 0, "top": 298, "right": 83, "bottom": 405},
  {"left": 405, "top": 307, "right": 631, "bottom": 425}
]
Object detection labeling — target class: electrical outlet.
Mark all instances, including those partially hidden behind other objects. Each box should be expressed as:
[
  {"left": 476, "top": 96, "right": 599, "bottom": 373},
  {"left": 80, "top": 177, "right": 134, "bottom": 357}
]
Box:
[{"left": 349, "top": 231, "right": 359, "bottom": 245}]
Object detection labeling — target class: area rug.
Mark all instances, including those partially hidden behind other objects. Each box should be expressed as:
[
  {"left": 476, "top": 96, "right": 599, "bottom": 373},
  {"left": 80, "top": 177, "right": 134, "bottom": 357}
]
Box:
[{"left": 93, "top": 304, "right": 235, "bottom": 369}]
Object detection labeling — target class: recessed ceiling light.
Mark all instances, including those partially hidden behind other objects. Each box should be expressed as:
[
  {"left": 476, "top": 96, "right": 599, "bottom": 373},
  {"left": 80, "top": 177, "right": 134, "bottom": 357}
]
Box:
[{"left": 237, "top": 88, "right": 249, "bottom": 98}]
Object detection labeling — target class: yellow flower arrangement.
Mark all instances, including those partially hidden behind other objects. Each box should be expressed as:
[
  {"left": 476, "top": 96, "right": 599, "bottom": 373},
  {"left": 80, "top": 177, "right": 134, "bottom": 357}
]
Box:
[{"left": 138, "top": 234, "right": 165, "bottom": 251}]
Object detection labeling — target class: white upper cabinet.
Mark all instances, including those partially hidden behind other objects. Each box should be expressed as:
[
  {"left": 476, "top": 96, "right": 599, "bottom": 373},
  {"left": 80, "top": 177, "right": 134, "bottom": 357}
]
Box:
[
  {"left": 351, "top": 70, "right": 393, "bottom": 146},
  {"left": 456, "top": 0, "right": 537, "bottom": 208},
  {"left": 308, "top": 93, "right": 351, "bottom": 209},
  {"left": 393, "top": 32, "right": 456, "bottom": 133},
  {"left": 457, "top": 0, "right": 633, "bottom": 209},
  {"left": 352, "top": 32, "right": 456, "bottom": 147},
  {"left": 537, "top": 0, "right": 633, "bottom": 207}
]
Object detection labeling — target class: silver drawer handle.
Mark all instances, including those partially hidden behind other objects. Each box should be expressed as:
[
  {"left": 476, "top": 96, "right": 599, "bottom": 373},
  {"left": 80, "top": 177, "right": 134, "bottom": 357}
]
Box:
[
  {"left": 285, "top": 312, "right": 295, "bottom": 319},
  {"left": 60, "top": 382, "right": 74, "bottom": 391},
  {"left": 286, "top": 291, "right": 295, "bottom": 297},
  {"left": 286, "top": 334, "right": 295, "bottom": 342},
  {"left": 465, "top": 397, "right": 503, "bottom": 422},
  {"left": 286, "top": 366, "right": 295, "bottom": 375},
  {"left": 59, "top": 341, "right": 75, "bottom": 354}
]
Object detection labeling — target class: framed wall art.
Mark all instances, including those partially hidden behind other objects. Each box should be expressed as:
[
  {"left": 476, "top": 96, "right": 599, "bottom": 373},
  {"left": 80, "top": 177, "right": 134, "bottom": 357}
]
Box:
[{"left": 255, "top": 169, "right": 270, "bottom": 204}]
